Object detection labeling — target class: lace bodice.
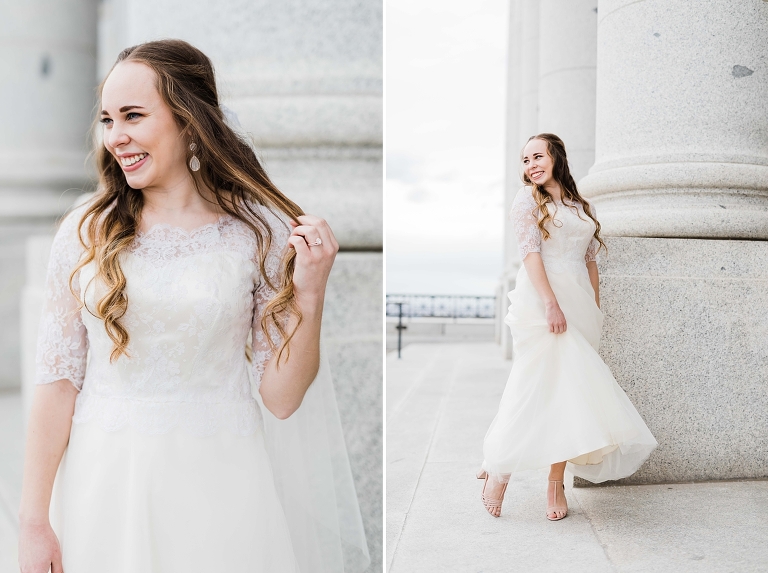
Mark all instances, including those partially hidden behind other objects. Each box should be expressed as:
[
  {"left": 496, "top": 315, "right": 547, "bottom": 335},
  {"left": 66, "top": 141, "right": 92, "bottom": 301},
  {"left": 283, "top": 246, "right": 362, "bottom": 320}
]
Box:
[
  {"left": 35, "top": 203, "right": 290, "bottom": 436},
  {"left": 511, "top": 186, "right": 600, "bottom": 275}
]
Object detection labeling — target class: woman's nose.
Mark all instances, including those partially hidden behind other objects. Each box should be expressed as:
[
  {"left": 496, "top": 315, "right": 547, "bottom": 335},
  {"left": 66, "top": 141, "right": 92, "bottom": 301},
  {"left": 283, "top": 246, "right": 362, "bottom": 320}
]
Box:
[{"left": 107, "top": 124, "right": 130, "bottom": 149}]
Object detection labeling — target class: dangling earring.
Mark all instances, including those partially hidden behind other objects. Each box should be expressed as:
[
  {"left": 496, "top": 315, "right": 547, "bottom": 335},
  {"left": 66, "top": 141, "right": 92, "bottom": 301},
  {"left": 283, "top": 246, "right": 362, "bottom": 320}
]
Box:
[{"left": 189, "top": 142, "right": 200, "bottom": 172}]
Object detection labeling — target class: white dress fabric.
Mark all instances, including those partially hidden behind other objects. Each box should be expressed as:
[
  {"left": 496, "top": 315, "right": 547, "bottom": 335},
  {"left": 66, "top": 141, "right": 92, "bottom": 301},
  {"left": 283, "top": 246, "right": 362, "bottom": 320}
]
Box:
[
  {"left": 482, "top": 187, "right": 657, "bottom": 483},
  {"left": 37, "top": 203, "right": 370, "bottom": 572}
]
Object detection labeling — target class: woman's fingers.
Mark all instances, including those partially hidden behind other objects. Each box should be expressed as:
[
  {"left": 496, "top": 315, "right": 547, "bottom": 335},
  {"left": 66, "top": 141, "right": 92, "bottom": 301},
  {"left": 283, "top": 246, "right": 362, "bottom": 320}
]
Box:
[
  {"left": 288, "top": 214, "right": 339, "bottom": 302},
  {"left": 290, "top": 225, "right": 325, "bottom": 248},
  {"left": 293, "top": 215, "right": 339, "bottom": 252},
  {"left": 546, "top": 304, "right": 567, "bottom": 334},
  {"left": 287, "top": 234, "right": 311, "bottom": 257}
]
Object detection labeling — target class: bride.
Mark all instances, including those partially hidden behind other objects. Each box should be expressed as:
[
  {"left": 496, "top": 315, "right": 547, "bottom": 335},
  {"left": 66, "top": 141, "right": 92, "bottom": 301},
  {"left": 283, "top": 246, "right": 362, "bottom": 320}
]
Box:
[
  {"left": 18, "top": 39, "right": 369, "bottom": 572},
  {"left": 478, "top": 133, "right": 657, "bottom": 521}
]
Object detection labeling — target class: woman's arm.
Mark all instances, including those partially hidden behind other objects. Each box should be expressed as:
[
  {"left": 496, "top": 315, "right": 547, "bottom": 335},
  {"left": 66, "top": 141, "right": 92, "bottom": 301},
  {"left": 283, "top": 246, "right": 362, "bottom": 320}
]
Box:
[
  {"left": 257, "top": 214, "right": 339, "bottom": 420},
  {"left": 509, "top": 188, "right": 565, "bottom": 333},
  {"left": 258, "top": 296, "right": 323, "bottom": 420},
  {"left": 18, "top": 381, "right": 78, "bottom": 573},
  {"left": 522, "top": 253, "right": 567, "bottom": 334},
  {"left": 587, "top": 261, "right": 600, "bottom": 308},
  {"left": 19, "top": 207, "right": 89, "bottom": 571}
]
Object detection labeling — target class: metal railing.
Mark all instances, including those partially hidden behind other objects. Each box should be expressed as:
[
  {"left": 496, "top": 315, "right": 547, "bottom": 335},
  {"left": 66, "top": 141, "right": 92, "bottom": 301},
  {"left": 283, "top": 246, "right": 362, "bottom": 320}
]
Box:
[
  {"left": 386, "top": 294, "right": 496, "bottom": 319},
  {"left": 386, "top": 294, "right": 497, "bottom": 358}
]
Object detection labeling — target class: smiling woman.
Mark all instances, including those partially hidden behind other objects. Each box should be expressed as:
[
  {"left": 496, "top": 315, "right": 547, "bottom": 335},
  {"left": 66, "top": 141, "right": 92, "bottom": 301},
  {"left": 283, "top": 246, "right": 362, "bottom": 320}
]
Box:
[
  {"left": 478, "top": 133, "right": 657, "bottom": 521},
  {"left": 17, "top": 39, "right": 369, "bottom": 573}
]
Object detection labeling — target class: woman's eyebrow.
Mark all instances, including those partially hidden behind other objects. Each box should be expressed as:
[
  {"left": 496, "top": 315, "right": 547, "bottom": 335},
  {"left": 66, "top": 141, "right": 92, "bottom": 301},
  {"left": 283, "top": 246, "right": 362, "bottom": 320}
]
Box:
[{"left": 100, "top": 105, "right": 145, "bottom": 116}]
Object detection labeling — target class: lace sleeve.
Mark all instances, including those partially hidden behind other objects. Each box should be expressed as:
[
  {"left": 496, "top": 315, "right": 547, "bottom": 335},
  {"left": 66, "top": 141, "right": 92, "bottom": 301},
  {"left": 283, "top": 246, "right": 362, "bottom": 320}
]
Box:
[
  {"left": 35, "top": 208, "right": 88, "bottom": 390},
  {"left": 250, "top": 207, "right": 292, "bottom": 389},
  {"left": 510, "top": 187, "right": 542, "bottom": 261},
  {"left": 585, "top": 202, "right": 600, "bottom": 264}
]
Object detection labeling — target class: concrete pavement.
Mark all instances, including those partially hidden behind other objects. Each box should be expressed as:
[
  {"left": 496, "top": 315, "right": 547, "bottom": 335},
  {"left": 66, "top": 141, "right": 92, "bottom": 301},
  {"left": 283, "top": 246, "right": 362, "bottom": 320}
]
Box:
[{"left": 386, "top": 343, "right": 768, "bottom": 573}]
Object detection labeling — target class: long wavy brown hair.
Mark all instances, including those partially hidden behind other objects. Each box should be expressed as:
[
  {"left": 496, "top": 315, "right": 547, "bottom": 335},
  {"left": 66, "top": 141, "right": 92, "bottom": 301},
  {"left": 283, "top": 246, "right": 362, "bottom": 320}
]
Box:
[
  {"left": 521, "top": 133, "right": 605, "bottom": 254},
  {"left": 71, "top": 39, "right": 304, "bottom": 364}
]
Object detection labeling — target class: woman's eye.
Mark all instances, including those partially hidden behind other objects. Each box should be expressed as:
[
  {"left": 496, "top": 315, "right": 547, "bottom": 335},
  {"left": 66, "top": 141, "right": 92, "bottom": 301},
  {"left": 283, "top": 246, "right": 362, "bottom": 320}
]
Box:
[
  {"left": 126, "top": 112, "right": 141, "bottom": 120},
  {"left": 99, "top": 117, "right": 112, "bottom": 126}
]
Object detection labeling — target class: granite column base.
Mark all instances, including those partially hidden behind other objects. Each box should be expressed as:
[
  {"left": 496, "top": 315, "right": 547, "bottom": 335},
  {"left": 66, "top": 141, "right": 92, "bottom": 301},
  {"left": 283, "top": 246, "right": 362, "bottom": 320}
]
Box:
[{"left": 574, "top": 236, "right": 768, "bottom": 486}]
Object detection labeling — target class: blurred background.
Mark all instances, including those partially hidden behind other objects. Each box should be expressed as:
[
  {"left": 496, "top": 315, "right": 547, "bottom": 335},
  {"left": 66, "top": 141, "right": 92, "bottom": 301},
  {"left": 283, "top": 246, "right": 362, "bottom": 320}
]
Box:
[
  {"left": 0, "top": 1, "right": 382, "bottom": 570},
  {"left": 385, "top": 0, "right": 508, "bottom": 350}
]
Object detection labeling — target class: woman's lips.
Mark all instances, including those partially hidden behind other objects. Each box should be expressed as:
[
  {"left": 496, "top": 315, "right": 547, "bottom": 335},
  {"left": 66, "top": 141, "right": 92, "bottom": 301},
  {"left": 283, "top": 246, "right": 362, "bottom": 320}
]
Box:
[{"left": 121, "top": 153, "right": 149, "bottom": 172}]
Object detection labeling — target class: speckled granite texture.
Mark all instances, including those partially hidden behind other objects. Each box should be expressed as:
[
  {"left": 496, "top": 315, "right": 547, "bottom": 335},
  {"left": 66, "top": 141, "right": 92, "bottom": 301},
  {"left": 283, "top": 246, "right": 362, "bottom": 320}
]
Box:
[
  {"left": 575, "top": 236, "right": 768, "bottom": 486},
  {"left": 322, "top": 252, "right": 383, "bottom": 571},
  {"left": 580, "top": 0, "right": 768, "bottom": 238}
]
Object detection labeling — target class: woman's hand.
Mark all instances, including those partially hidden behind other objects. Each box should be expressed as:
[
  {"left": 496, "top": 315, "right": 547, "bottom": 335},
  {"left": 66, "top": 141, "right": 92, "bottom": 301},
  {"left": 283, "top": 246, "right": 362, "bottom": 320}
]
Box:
[
  {"left": 287, "top": 215, "right": 339, "bottom": 306},
  {"left": 260, "top": 215, "right": 337, "bottom": 419},
  {"left": 545, "top": 301, "right": 567, "bottom": 334},
  {"left": 19, "top": 521, "right": 63, "bottom": 573}
]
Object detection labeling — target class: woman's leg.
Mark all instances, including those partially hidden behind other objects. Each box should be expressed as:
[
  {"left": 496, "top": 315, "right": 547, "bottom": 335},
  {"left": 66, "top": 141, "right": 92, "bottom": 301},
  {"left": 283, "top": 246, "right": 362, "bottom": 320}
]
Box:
[{"left": 547, "top": 462, "right": 567, "bottom": 520}]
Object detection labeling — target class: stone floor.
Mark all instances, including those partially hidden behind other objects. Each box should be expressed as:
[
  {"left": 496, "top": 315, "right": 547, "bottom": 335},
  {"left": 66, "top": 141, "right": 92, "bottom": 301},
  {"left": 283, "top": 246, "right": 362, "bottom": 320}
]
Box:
[
  {"left": 387, "top": 343, "right": 768, "bottom": 573},
  {"left": 385, "top": 318, "right": 496, "bottom": 353}
]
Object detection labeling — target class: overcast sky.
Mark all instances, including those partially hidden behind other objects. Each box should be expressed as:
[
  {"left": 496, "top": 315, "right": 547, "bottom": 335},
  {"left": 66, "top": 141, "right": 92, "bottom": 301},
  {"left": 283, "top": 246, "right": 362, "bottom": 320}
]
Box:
[{"left": 386, "top": 0, "right": 509, "bottom": 296}]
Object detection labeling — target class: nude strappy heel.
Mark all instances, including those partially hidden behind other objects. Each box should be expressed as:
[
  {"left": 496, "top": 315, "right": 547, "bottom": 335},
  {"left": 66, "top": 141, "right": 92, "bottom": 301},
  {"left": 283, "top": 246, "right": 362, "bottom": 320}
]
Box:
[
  {"left": 477, "top": 469, "right": 508, "bottom": 517},
  {"left": 546, "top": 479, "right": 568, "bottom": 521}
]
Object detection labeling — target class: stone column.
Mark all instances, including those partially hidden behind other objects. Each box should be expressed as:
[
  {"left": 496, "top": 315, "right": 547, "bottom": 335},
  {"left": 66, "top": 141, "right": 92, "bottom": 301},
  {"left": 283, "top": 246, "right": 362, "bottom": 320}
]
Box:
[
  {"left": 576, "top": 0, "right": 768, "bottom": 485},
  {"left": 97, "top": 1, "right": 382, "bottom": 566},
  {"left": 0, "top": 0, "right": 97, "bottom": 389},
  {"left": 499, "top": 0, "right": 537, "bottom": 359},
  {"left": 580, "top": 0, "right": 768, "bottom": 238},
  {"left": 538, "top": 0, "right": 597, "bottom": 182},
  {"left": 517, "top": 0, "right": 540, "bottom": 146},
  {"left": 499, "top": 0, "right": 523, "bottom": 358}
]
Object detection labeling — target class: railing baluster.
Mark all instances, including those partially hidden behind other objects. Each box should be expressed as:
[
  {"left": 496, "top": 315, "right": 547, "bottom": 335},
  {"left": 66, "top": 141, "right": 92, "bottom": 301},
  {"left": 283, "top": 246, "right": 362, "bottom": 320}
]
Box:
[{"left": 386, "top": 294, "right": 497, "bottom": 319}]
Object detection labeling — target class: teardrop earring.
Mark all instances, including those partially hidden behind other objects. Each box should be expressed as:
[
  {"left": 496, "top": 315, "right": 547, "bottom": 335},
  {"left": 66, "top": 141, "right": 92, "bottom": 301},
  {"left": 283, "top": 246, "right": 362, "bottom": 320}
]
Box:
[{"left": 189, "top": 142, "right": 200, "bottom": 172}]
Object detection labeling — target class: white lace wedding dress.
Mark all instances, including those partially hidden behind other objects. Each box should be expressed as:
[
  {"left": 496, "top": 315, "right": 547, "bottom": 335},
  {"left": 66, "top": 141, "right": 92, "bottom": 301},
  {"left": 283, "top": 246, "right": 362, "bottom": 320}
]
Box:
[
  {"left": 482, "top": 187, "right": 657, "bottom": 483},
  {"left": 36, "top": 203, "right": 369, "bottom": 572}
]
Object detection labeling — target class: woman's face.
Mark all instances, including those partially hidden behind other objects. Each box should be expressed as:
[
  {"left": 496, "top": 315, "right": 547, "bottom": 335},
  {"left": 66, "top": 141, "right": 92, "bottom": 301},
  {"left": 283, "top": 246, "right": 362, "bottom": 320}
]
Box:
[
  {"left": 522, "top": 138, "right": 554, "bottom": 188},
  {"left": 100, "top": 61, "right": 189, "bottom": 191}
]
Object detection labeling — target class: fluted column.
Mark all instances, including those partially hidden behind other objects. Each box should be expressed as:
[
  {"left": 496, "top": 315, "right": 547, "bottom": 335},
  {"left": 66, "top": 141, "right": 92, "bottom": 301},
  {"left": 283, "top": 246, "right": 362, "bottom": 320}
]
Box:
[
  {"left": 538, "top": 0, "right": 597, "bottom": 181},
  {"left": 499, "top": 0, "right": 524, "bottom": 358},
  {"left": 517, "top": 0, "right": 539, "bottom": 147},
  {"left": 580, "top": 0, "right": 768, "bottom": 238},
  {"left": 0, "top": 0, "right": 97, "bottom": 388}
]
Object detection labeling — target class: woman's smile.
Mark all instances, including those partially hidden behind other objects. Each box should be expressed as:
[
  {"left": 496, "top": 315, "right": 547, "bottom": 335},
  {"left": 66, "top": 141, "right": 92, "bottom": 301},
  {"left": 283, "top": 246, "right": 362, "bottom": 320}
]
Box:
[{"left": 118, "top": 152, "right": 149, "bottom": 171}]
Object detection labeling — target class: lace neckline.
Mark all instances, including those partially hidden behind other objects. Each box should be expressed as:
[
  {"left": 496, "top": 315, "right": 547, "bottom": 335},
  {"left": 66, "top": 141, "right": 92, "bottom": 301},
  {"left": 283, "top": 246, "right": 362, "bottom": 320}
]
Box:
[{"left": 136, "top": 214, "right": 235, "bottom": 240}]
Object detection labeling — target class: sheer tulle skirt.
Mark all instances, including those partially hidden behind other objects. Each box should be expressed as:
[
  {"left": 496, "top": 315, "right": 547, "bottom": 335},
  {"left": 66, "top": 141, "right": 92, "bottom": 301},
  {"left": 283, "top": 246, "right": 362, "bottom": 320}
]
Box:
[
  {"left": 482, "top": 265, "right": 657, "bottom": 483},
  {"left": 51, "top": 421, "right": 299, "bottom": 572}
]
